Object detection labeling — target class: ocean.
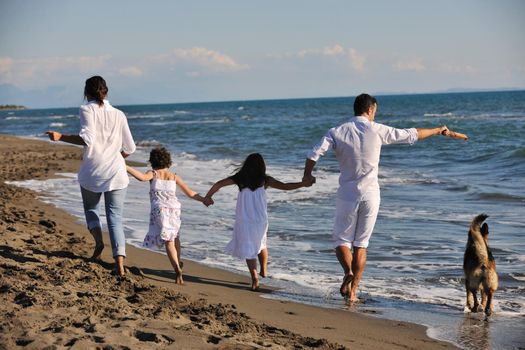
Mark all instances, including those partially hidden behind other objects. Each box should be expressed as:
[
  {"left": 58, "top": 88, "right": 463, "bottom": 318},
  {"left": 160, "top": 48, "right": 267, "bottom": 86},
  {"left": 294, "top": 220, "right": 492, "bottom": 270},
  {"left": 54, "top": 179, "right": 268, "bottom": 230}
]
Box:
[{"left": 2, "top": 91, "right": 524, "bottom": 349}]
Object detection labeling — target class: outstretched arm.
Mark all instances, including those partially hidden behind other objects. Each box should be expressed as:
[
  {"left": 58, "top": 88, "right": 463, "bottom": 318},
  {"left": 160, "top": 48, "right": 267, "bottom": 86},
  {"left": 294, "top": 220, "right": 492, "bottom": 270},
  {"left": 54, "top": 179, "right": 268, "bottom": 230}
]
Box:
[
  {"left": 126, "top": 166, "right": 153, "bottom": 182},
  {"left": 416, "top": 125, "right": 449, "bottom": 140},
  {"left": 175, "top": 175, "right": 206, "bottom": 203},
  {"left": 205, "top": 178, "right": 236, "bottom": 200},
  {"left": 267, "top": 176, "right": 313, "bottom": 191},
  {"left": 45, "top": 131, "right": 86, "bottom": 146}
]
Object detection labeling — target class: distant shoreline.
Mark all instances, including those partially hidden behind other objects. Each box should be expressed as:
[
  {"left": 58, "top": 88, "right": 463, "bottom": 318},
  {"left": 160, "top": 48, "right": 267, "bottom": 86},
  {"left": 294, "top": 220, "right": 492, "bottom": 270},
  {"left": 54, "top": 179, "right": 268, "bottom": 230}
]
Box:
[{"left": 0, "top": 104, "right": 26, "bottom": 110}]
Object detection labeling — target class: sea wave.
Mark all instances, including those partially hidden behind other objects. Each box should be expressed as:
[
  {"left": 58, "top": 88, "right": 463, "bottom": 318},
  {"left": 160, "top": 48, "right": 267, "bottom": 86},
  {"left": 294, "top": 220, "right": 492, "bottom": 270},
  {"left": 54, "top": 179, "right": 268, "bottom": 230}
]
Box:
[
  {"left": 136, "top": 139, "right": 164, "bottom": 147},
  {"left": 148, "top": 117, "right": 232, "bottom": 126},
  {"left": 49, "top": 122, "right": 66, "bottom": 128},
  {"left": 423, "top": 112, "right": 454, "bottom": 117},
  {"left": 476, "top": 192, "right": 525, "bottom": 203},
  {"left": 510, "top": 148, "right": 525, "bottom": 159},
  {"left": 49, "top": 115, "right": 77, "bottom": 119}
]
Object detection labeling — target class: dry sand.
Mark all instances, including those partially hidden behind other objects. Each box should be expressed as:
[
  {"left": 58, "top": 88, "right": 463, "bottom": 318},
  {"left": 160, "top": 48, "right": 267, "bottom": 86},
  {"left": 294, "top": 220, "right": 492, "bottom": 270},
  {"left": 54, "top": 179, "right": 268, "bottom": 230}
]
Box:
[{"left": 0, "top": 134, "right": 458, "bottom": 349}]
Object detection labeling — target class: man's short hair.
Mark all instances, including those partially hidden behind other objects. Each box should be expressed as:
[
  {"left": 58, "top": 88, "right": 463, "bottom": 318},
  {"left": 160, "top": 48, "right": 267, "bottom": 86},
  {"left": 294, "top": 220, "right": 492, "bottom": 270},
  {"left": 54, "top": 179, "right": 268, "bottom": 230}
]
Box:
[{"left": 354, "top": 93, "right": 377, "bottom": 116}]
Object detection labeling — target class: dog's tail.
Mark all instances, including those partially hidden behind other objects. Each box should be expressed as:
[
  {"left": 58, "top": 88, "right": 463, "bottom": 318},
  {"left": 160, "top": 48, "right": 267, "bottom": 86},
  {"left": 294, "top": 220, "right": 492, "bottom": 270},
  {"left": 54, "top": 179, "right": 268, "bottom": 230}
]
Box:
[
  {"left": 470, "top": 214, "right": 488, "bottom": 235},
  {"left": 469, "top": 214, "right": 490, "bottom": 257}
]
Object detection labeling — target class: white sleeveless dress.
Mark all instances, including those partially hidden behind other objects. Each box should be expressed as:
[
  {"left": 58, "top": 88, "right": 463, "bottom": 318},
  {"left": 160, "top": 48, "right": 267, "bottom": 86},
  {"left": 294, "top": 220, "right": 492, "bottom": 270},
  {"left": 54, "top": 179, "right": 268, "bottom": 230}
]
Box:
[
  {"left": 226, "top": 186, "right": 269, "bottom": 259},
  {"left": 143, "top": 172, "right": 182, "bottom": 248}
]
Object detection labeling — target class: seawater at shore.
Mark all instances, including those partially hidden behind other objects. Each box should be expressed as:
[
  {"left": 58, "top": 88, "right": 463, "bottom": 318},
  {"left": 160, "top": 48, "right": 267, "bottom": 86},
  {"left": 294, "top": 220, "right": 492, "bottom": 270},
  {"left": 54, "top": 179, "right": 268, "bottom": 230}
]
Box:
[
  {"left": 11, "top": 144, "right": 525, "bottom": 349},
  {"left": 0, "top": 134, "right": 459, "bottom": 349}
]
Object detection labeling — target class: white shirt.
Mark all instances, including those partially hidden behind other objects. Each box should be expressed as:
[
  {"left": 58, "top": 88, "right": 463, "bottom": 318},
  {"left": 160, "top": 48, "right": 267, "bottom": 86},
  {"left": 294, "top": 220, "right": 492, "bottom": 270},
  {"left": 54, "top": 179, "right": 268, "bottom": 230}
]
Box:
[
  {"left": 308, "top": 116, "right": 418, "bottom": 201},
  {"left": 78, "top": 100, "right": 136, "bottom": 192}
]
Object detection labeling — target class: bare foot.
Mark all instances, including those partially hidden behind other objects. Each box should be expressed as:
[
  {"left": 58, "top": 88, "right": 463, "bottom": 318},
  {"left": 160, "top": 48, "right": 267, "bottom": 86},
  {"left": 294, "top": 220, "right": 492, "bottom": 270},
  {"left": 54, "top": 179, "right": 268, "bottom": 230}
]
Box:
[
  {"left": 251, "top": 277, "right": 259, "bottom": 291},
  {"left": 340, "top": 273, "right": 354, "bottom": 297},
  {"left": 111, "top": 266, "right": 126, "bottom": 277},
  {"left": 259, "top": 269, "right": 268, "bottom": 278},
  {"left": 346, "top": 290, "right": 361, "bottom": 304},
  {"left": 174, "top": 268, "right": 184, "bottom": 285},
  {"left": 90, "top": 243, "right": 104, "bottom": 260},
  {"left": 346, "top": 296, "right": 362, "bottom": 304}
]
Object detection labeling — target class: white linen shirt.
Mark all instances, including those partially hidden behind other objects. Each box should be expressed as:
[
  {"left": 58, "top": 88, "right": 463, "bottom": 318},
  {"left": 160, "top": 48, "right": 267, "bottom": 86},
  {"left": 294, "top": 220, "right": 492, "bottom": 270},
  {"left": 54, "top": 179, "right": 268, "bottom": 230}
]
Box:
[
  {"left": 308, "top": 116, "right": 418, "bottom": 201},
  {"left": 77, "top": 100, "right": 136, "bottom": 192}
]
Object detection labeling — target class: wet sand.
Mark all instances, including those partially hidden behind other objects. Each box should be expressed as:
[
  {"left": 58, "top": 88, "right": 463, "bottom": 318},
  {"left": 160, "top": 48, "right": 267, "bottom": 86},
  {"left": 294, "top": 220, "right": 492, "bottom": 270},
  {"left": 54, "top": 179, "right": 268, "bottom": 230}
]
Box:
[{"left": 0, "top": 134, "right": 458, "bottom": 349}]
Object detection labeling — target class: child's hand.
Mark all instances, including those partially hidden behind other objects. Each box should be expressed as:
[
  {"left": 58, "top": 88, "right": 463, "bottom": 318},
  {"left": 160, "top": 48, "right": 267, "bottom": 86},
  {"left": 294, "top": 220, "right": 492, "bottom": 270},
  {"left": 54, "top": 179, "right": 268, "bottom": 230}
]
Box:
[
  {"left": 203, "top": 196, "right": 214, "bottom": 207},
  {"left": 302, "top": 175, "right": 316, "bottom": 187}
]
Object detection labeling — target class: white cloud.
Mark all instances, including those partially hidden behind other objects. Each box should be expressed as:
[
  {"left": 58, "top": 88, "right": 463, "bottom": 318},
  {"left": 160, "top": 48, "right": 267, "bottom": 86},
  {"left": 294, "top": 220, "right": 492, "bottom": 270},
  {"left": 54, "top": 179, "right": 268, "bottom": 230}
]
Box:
[
  {"left": 437, "top": 63, "right": 476, "bottom": 74},
  {"left": 0, "top": 47, "right": 248, "bottom": 88},
  {"left": 270, "top": 44, "right": 366, "bottom": 72},
  {"left": 322, "top": 44, "right": 345, "bottom": 56},
  {"left": 153, "top": 47, "right": 249, "bottom": 73},
  {"left": 394, "top": 58, "right": 426, "bottom": 72},
  {"left": 119, "top": 66, "right": 143, "bottom": 77},
  {"left": 347, "top": 48, "right": 365, "bottom": 72},
  {"left": 0, "top": 57, "right": 14, "bottom": 78},
  {"left": 0, "top": 55, "right": 111, "bottom": 88}
]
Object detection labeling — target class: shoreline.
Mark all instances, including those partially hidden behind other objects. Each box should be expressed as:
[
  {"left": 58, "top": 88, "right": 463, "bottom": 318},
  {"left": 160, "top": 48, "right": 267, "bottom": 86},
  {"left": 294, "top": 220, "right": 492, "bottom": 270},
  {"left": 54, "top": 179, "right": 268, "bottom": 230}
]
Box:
[{"left": 0, "top": 134, "right": 458, "bottom": 349}]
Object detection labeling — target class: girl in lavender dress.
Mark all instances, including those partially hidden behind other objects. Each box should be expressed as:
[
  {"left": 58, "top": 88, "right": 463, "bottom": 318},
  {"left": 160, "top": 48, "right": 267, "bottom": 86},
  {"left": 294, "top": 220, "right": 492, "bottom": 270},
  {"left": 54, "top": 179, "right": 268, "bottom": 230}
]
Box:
[
  {"left": 127, "top": 147, "right": 209, "bottom": 284},
  {"left": 204, "top": 153, "right": 313, "bottom": 291}
]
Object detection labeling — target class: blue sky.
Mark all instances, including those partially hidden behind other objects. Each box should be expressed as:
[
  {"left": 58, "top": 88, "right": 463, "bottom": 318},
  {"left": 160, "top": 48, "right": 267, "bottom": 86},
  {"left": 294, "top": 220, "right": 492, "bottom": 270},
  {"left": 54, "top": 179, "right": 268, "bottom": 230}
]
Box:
[{"left": 1, "top": 0, "right": 524, "bottom": 108}]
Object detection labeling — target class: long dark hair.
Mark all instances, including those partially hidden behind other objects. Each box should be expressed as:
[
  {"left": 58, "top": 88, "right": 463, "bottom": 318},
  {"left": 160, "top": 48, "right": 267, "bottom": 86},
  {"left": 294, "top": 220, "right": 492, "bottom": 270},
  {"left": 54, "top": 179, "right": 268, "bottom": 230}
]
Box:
[
  {"left": 230, "top": 153, "right": 267, "bottom": 191},
  {"left": 84, "top": 76, "right": 108, "bottom": 106}
]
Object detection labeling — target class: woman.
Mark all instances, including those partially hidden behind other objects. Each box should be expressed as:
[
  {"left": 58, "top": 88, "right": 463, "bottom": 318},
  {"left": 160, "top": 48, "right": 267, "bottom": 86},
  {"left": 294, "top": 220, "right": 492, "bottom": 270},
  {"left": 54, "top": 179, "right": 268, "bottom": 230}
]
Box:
[{"left": 46, "top": 76, "right": 136, "bottom": 276}]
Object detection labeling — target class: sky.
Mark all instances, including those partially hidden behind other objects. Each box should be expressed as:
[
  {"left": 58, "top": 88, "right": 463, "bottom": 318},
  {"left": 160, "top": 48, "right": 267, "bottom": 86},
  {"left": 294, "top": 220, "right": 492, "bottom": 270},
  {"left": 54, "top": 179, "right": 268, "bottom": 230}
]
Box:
[{"left": 1, "top": 0, "right": 524, "bottom": 108}]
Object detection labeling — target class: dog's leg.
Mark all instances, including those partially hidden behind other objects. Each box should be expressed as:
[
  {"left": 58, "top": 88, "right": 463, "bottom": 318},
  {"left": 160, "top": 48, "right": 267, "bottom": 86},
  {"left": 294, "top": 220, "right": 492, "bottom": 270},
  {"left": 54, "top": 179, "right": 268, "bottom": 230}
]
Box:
[
  {"left": 472, "top": 289, "right": 481, "bottom": 312},
  {"left": 480, "top": 288, "right": 487, "bottom": 310},
  {"left": 484, "top": 289, "right": 495, "bottom": 316},
  {"left": 466, "top": 287, "right": 474, "bottom": 311}
]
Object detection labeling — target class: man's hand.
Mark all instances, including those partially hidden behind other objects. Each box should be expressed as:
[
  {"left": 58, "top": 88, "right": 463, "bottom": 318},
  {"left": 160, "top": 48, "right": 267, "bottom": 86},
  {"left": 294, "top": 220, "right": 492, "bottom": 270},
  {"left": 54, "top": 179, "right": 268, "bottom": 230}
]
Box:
[
  {"left": 438, "top": 125, "right": 449, "bottom": 136},
  {"left": 45, "top": 130, "right": 62, "bottom": 141}
]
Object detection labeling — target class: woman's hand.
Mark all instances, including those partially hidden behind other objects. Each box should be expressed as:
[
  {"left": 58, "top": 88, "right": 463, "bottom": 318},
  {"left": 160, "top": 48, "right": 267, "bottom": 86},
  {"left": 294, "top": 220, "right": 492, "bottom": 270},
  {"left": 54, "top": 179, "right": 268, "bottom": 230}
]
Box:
[{"left": 45, "top": 130, "right": 62, "bottom": 141}]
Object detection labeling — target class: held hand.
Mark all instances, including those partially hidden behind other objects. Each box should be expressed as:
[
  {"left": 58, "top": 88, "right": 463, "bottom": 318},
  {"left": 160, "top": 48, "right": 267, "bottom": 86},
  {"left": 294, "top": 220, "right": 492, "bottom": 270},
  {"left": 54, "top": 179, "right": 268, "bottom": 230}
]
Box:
[
  {"left": 302, "top": 175, "right": 316, "bottom": 187},
  {"left": 45, "top": 130, "right": 62, "bottom": 141},
  {"left": 203, "top": 196, "right": 214, "bottom": 207},
  {"left": 438, "top": 125, "right": 449, "bottom": 136}
]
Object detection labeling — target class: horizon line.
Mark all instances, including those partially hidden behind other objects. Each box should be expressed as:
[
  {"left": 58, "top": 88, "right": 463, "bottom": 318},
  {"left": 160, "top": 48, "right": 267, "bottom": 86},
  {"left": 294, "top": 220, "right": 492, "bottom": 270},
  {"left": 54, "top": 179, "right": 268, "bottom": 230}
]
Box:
[{"left": 5, "top": 87, "right": 525, "bottom": 111}]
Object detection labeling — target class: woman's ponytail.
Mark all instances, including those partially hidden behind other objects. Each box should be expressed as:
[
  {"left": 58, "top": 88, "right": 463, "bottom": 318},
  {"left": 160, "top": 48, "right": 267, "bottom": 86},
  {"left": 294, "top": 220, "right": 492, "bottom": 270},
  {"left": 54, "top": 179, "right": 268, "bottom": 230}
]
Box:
[{"left": 84, "top": 76, "right": 108, "bottom": 106}]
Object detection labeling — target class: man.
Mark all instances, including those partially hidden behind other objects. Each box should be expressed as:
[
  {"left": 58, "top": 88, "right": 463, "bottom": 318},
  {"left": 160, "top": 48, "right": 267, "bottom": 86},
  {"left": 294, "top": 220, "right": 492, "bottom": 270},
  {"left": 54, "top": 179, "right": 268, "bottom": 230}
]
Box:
[{"left": 303, "top": 93, "right": 449, "bottom": 302}]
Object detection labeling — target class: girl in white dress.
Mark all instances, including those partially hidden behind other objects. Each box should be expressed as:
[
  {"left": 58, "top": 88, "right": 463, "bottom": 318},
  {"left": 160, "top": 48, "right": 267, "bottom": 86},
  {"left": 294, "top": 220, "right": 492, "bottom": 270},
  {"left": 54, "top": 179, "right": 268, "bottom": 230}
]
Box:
[
  {"left": 205, "top": 153, "right": 312, "bottom": 291},
  {"left": 127, "top": 147, "right": 210, "bottom": 284}
]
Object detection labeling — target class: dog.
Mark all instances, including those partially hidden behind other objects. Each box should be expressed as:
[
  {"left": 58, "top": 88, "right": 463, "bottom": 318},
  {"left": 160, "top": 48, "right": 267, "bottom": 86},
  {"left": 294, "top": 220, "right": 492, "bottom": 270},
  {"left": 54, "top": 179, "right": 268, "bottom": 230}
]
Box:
[{"left": 463, "top": 214, "right": 498, "bottom": 316}]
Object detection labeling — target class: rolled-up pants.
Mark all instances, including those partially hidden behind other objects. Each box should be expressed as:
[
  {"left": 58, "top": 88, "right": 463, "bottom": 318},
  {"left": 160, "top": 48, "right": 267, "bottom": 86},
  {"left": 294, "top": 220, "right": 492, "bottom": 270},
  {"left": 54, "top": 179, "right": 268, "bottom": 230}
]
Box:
[{"left": 80, "top": 186, "right": 127, "bottom": 257}]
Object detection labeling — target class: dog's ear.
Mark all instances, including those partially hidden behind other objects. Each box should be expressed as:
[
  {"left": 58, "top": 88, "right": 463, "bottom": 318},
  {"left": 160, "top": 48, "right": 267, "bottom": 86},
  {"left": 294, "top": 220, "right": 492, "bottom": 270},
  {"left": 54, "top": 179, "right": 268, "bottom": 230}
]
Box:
[{"left": 481, "top": 223, "right": 489, "bottom": 237}]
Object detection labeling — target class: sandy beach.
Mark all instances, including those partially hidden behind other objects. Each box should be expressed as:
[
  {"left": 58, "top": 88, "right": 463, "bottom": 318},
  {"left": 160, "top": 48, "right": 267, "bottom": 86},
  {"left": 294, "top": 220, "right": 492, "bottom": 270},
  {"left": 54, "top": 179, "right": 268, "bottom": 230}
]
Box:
[{"left": 0, "top": 134, "right": 458, "bottom": 349}]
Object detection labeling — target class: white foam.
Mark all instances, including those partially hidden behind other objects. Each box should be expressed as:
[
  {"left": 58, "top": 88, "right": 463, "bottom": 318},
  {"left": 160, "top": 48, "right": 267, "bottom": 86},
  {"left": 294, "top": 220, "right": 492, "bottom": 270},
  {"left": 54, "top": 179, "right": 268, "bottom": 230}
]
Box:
[
  {"left": 423, "top": 112, "right": 454, "bottom": 117},
  {"left": 49, "top": 122, "right": 66, "bottom": 127},
  {"left": 149, "top": 117, "right": 231, "bottom": 126},
  {"left": 7, "top": 154, "right": 525, "bottom": 320}
]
